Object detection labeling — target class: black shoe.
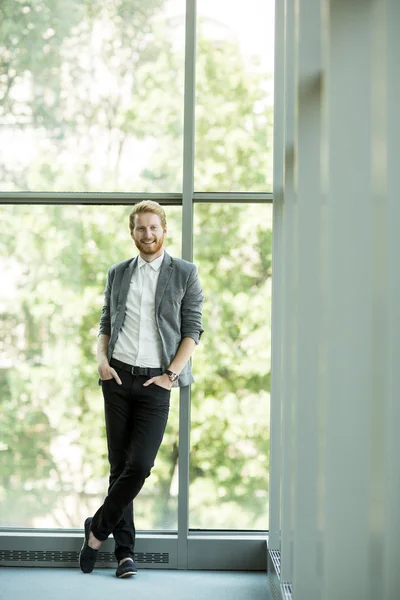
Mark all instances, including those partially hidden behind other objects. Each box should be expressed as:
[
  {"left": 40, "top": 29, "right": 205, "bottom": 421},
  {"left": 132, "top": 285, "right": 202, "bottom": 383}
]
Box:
[
  {"left": 115, "top": 558, "right": 138, "bottom": 579},
  {"left": 79, "top": 517, "right": 99, "bottom": 573}
]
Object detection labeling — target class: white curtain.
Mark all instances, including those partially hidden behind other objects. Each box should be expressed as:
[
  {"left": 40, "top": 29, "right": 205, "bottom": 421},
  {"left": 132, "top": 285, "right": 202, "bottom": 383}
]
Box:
[{"left": 269, "top": 1, "right": 400, "bottom": 598}]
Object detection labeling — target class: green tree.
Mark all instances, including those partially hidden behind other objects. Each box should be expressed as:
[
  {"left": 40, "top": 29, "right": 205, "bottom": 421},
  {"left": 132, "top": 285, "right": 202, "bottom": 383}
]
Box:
[{"left": 0, "top": 0, "right": 181, "bottom": 192}]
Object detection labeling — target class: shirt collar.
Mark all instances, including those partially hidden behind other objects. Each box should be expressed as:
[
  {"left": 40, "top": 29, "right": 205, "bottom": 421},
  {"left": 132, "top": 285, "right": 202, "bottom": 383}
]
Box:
[{"left": 138, "top": 250, "right": 164, "bottom": 272}]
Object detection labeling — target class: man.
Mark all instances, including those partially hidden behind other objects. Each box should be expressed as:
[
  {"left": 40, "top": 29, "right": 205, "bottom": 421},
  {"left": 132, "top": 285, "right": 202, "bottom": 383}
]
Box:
[{"left": 79, "top": 200, "right": 204, "bottom": 578}]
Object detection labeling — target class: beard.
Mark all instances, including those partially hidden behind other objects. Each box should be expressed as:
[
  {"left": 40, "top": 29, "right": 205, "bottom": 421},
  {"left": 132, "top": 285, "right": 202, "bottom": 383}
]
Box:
[{"left": 134, "top": 236, "right": 164, "bottom": 256}]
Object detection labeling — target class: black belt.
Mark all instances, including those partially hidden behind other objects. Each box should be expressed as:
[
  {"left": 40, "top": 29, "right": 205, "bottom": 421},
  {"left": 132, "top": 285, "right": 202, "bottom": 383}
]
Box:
[{"left": 110, "top": 358, "right": 163, "bottom": 377}]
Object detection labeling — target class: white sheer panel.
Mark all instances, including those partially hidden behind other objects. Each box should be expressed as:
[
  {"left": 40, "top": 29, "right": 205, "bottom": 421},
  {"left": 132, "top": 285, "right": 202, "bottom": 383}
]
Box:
[
  {"left": 268, "top": 0, "right": 285, "bottom": 551},
  {"left": 279, "top": 0, "right": 296, "bottom": 583},
  {"left": 323, "top": 2, "right": 374, "bottom": 597},
  {"left": 292, "top": 1, "right": 323, "bottom": 599},
  {"left": 384, "top": 3, "right": 400, "bottom": 597},
  {"left": 270, "top": 0, "right": 400, "bottom": 598}
]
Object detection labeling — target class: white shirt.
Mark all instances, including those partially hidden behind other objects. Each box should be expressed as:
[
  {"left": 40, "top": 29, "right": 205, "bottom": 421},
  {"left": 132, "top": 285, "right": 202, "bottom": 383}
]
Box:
[{"left": 112, "top": 252, "right": 164, "bottom": 367}]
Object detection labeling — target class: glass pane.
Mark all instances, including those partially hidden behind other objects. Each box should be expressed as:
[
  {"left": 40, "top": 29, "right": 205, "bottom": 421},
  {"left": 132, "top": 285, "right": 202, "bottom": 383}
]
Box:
[
  {"left": 190, "top": 203, "right": 272, "bottom": 530},
  {"left": 195, "top": 0, "right": 274, "bottom": 192},
  {"left": 0, "top": 0, "right": 185, "bottom": 193},
  {"left": 0, "top": 204, "right": 181, "bottom": 530}
]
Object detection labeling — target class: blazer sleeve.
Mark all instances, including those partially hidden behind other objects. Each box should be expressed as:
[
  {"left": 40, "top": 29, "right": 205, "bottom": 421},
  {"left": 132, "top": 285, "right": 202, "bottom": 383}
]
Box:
[
  {"left": 180, "top": 264, "right": 204, "bottom": 344},
  {"left": 98, "top": 267, "right": 112, "bottom": 337}
]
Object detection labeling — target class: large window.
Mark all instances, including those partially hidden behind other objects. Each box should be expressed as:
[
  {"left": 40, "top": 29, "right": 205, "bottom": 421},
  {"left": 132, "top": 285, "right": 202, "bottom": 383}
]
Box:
[
  {"left": 0, "top": 0, "right": 274, "bottom": 538},
  {"left": 0, "top": 204, "right": 182, "bottom": 529},
  {"left": 191, "top": 203, "right": 272, "bottom": 529},
  {"left": 195, "top": 0, "right": 274, "bottom": 192},
  {"left": 0, "top": 0, "right": 185, "bottom": 193}
]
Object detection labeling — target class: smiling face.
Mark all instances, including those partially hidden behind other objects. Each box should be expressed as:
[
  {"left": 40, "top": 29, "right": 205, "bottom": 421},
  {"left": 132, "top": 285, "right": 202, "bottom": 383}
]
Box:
[{"left": 131, "top": 211, "right": 167, "bottom": 261}]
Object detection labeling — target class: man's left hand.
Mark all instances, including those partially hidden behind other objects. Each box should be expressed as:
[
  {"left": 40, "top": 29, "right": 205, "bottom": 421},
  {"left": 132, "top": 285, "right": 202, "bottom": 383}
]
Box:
[{"left": 143, "top": 373, "right": 173, "bottom": 390}]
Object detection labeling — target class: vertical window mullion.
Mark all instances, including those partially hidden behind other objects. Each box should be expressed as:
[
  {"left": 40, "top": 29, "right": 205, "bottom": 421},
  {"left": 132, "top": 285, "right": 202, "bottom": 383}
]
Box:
[{"left": 178, "top": 0, "right": 197, "bottom": 570}]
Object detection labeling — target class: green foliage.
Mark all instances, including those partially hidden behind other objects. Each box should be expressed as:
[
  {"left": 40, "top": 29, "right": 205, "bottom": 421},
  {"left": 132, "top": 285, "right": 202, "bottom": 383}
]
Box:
[
  {"left": 195, "top": 34, "right": 273, "bottom": 192},
  {"left": 0, "top": 1, "right": 272, "bottom": 530}
]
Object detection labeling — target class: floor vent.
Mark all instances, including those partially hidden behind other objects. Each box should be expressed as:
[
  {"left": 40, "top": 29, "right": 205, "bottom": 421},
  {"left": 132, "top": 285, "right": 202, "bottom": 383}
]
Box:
[
  {"left": 97, "top": 551, "right": 169, "bottom": 565},
  {"left": 135, "top": 552, "right": 169, "bottom": 564},
  {"left": 0, "top": 550, "right": 170, "bottom": 566},
  {"left": 0, "top": 550, "right": 78, "bottom": 564},
  {"left": 267, "top": 549, "right": 292, "bottom": 600},
  {"left": 270, "top": 550, "right": 281, "bottom": 576},
  {"left": 281, "top": 583, "right": 293, "bottom": 600}
]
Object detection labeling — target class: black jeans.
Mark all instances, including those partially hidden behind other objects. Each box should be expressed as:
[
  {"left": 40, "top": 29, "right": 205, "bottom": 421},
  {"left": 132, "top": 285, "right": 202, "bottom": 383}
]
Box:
[{"left": 91, "top": 368, "right": 170, "bottom": 561}]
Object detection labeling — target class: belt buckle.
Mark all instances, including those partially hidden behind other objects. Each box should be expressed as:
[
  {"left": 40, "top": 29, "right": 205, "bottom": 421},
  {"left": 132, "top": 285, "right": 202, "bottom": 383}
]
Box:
[{"left": 132, "top": 366, "right": 145, "bottom": 376}]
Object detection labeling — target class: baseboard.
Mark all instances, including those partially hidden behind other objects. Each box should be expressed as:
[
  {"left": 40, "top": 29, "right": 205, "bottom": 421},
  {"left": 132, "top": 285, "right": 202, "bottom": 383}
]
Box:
[{"left": 0, "top": 530, "right": 267, "bottom": 571}]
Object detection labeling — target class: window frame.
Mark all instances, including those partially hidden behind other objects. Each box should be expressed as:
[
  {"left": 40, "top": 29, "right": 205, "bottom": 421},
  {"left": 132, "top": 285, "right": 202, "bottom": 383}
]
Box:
[{"left": 0, "top": 0, "right": 273, "bottom": 571}]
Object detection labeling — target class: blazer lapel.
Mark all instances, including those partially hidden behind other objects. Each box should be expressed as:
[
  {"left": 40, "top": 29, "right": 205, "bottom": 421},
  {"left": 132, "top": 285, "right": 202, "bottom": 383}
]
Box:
[
  {"left": 117, "top": 256, "right": 138, "bottom": 310},
  {"left": 155, "top": 251, "right": 173, "bottom": 314}
]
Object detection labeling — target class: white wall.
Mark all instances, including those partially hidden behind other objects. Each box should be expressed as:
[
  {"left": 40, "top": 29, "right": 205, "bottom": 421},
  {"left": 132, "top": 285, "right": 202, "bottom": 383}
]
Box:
[{"left": 269, "top": 1, "right": 400, "bottom": 598}]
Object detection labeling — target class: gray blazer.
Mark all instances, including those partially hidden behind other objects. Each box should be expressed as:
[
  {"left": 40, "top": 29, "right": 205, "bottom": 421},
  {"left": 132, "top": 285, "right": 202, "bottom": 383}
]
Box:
[{"left": 98, "top": 251, "right": 204, "bottom": 387}]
